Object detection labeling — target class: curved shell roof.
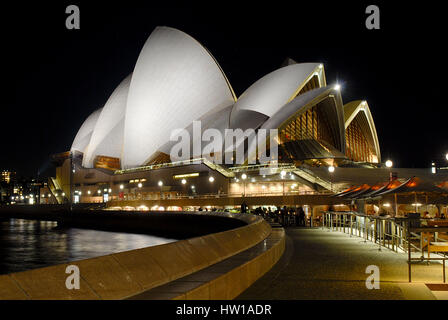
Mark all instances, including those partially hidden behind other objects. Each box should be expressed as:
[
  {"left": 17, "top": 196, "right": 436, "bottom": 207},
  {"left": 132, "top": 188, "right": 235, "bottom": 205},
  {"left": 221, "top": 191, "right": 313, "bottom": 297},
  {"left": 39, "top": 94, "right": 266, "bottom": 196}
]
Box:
[
  {"left": 344, "top": 100, "right": 381, "bottom": 162},
  {"left": 82, "top": 74, "right": 131, "bottom": 168},
  {"left": 122, "top": 26, "right": 236, "bottom": 169},
  {"left": 71, "top": 108, "right": 102, "bottom": 154},
  {"left": 247, "top": 86, "right": 346, "bottom": 160},
  {"left": 229, "top": 63, "right": 325, "bottom": 129}
]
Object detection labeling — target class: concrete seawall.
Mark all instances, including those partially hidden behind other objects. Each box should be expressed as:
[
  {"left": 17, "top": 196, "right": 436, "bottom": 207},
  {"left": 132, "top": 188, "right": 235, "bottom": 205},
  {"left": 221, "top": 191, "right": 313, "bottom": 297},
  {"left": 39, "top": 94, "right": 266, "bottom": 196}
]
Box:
[{"left": 0, "top": 211, "right": 283, "bottom": 300}]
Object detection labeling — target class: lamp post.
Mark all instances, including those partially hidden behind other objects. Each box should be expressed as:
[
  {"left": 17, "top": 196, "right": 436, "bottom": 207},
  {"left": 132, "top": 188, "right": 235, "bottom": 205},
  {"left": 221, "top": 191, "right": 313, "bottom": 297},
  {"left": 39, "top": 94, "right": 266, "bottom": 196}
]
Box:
[
  {"left": 385, "top": 159, "right": 393, "bottom": 181},
  {"left": 241, "top": 173, "right": 247, "bottom": 197},
  {"left": 328, "top": 166, "right": 335, "bottom": 192},
  {"left": 158, "top": 180, "right": 163, "bottom": 199}
]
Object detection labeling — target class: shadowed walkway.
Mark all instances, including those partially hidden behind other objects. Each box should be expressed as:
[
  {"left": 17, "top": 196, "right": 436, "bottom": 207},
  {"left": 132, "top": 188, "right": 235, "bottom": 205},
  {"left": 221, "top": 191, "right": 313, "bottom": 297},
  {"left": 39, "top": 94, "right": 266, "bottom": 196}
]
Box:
[{"left": 237, "top": 228, "right": 447, "bottom": 300}]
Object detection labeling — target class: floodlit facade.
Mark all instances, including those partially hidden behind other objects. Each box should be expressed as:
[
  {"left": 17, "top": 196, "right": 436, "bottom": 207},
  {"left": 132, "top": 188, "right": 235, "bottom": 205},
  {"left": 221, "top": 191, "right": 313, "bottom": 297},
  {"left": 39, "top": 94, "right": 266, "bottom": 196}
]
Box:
[{"left": 50, "top": 26, "right": 388, "bottom": 206}]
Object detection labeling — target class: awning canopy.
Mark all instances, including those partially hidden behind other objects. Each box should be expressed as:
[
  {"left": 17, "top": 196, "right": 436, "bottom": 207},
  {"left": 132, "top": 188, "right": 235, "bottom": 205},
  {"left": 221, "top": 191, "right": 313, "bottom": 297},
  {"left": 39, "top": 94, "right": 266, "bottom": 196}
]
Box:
[{"left": 376, "top": 177, "right": 448, "bottom": 196}]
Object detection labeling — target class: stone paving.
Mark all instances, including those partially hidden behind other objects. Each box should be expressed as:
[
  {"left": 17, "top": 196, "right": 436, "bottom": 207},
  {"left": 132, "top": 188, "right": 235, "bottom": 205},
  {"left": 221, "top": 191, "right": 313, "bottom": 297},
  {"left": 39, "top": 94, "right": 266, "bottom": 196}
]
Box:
[{"left": 237, "top": 227, "right": 447, "bottom": 300}]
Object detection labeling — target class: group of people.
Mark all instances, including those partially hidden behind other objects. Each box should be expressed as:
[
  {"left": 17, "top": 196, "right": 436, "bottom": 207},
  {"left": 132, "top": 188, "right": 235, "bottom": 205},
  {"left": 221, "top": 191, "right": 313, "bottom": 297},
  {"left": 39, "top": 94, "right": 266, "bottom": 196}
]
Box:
[{"left": 252, "top": 205, "right": 308, "bottom": 227}]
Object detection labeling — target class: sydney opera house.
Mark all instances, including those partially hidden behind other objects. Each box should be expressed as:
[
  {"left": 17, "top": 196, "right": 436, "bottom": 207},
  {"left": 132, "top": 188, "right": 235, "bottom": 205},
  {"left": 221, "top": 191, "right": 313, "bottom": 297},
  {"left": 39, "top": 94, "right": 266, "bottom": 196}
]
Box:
[{"left": 44, "top": 26, "right": 400, "bottom": 209}]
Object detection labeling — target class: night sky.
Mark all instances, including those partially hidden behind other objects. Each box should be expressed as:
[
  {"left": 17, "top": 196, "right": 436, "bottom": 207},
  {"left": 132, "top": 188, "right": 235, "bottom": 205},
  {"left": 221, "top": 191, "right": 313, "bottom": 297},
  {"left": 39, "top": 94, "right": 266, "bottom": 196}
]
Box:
[{"left": 4, "top": 1, "right": 447, "bottom": 178}]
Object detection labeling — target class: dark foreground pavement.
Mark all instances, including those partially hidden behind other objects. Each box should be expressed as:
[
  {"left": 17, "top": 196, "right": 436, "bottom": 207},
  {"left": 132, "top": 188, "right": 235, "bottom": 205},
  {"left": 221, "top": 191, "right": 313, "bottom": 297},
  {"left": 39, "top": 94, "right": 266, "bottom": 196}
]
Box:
[{"left": 237, "top": 228, "right": 447, "bottom": 300}]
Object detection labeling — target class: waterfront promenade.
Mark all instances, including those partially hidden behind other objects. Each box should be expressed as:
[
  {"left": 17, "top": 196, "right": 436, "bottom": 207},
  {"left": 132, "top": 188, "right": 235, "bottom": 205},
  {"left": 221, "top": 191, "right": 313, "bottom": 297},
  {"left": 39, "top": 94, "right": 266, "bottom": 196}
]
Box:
[{"left": 238, "top": 228, "right": 448, "bottom": 300}]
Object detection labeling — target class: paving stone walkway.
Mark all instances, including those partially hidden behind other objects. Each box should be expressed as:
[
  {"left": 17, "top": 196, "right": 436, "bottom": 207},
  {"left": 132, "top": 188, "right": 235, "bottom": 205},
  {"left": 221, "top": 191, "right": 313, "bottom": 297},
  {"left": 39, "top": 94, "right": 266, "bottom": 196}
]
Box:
[{"left": 237, "top": 227, "right": 447, "bottom": 300}]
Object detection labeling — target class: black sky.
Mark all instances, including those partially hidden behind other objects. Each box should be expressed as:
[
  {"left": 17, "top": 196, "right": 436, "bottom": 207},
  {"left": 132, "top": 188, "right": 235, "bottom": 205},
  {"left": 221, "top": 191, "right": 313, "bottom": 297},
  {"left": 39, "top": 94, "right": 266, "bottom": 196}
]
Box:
[{"left": 3, "top": 1, "right": 447, "bottom": 178}]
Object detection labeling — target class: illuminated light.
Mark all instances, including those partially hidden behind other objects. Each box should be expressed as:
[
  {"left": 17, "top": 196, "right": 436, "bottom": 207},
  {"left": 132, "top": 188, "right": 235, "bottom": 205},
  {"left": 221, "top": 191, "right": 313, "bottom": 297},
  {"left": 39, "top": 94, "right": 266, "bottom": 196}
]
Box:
[
  {"left": 446, "top": 153, "right": 448, "bottom": 161},
  {"left": 173, "top": 173, "right": 199, "bottom": 179},
  {"left": 383, "top": 203, "right": 391, "bottom": 207},
  {"left": 318, "top": 64, "right": 323, "bottom": 69},
  {"left": 129, "top": 180, "right": 135, "bottom": 183},
  {"left": 30, "top": 194, "right": 33, "bottom": 197},
  {"left": 291, "top": 184, "right": 297, "bottom": 189},
  {"left": 261, "top": 185, "right": 266, "bottom": 189},
  {"left": 412, "top": 203, "right": 422, "bottom": 207},
  {"left": 251, "top": 178, "right": 256, "bottom": 183},
  {"left": 62, "top": 192, "right": 65, "bottom": 197},
  {"left": 138, "top": 182, "right": 143, "bottom": 188},
  {"left": 385, "top": 160, "right": 393, "bottom": 168},
  {"left": 235, "top": 179, "right": 240, "bottom": 182},
  {"left": 48, "top": 193, "right": 51, "bottom": 197},
  {"left": 87, "top": 190, "right": 91, "bottom": 195},
  {"left": 334, "top": 84, "right": 341, "bottom": 91},
  {"left": 328, "top": 166, "right": 335, "bottom": 173},
  {"left": 54, "top": 194, "right": 58, "bottom": 197},
  {"left": 280, "top": 171, "right": 286, "bottom": 177},
  {"left": 97, "top": 190, "right": 101, "bottom": 194},
  {"left": 209, "top": 176, "right": 215, "bottom": 182},
  {"left": 108, "top": 188, "right": 112, "bottom": 193},
  {"left": 191, "top": 185, "right": 195, "bottom": 189},
  {"left": 431, "top": 167, "right": 436, "bottom": 174},
  {"left": 158, "top": 181, "right": 163, "bottom": 187},
  {"left": 181, "top": 179, "right": 187, "bottom": 184},
  {"left": 120, "top": 184, "right": 124, "bottom": 189},
  {"left": 140, "top": 179, "right": 147, "bottom": 182},
  {"left": 241, "top": 173, "right": 247, "bottom": 180},
  {"left": 78, "top": 191, "right": 82, "bottom": 195},
  {"left": 103, "top": 188, "right": 107, "bottom": 192}
]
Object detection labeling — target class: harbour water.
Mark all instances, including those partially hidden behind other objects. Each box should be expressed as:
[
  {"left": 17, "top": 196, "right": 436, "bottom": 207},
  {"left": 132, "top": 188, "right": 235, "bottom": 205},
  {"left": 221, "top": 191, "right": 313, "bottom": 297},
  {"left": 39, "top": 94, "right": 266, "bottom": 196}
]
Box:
[{"left": 0, "top": 218, "right": 176, "bottom": 275}]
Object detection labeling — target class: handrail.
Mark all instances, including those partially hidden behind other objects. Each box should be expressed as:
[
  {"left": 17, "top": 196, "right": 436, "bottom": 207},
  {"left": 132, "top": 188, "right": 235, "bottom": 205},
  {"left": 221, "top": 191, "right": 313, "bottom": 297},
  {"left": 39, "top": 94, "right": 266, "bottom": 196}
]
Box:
[
  {"left": 114, "top": 158, "right": 235, "bottom": 178},
  {"left": 322, "top": 211, "right": 447, "bottom": 283}
]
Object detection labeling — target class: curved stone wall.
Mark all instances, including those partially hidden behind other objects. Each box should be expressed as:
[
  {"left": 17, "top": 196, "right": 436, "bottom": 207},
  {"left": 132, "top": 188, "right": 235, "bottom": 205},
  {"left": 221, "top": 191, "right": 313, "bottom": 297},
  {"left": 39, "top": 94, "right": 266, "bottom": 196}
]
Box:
[{"left": 0, "top": 212, "right": 276, "bottom": 300}]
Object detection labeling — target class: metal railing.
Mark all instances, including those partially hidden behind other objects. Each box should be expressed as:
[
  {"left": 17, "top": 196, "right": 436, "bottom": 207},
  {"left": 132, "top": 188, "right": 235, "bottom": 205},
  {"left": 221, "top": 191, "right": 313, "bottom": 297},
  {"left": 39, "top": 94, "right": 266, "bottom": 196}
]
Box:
[
  {"left": 116, "top": 189, "right": 334, "bottom": 202},
  {"left": 322, "top": 211, "right": 448, "bottom": 283}
]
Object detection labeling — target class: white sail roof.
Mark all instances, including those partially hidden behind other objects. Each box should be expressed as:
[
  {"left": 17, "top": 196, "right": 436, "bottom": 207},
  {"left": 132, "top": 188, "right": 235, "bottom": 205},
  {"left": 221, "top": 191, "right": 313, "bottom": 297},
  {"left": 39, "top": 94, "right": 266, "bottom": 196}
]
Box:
[
  {"left": 82, "top": 74, "right": 131, "bottom": 168},
  {"left": 71, "top": 108, "right": 102, "bottom": 154},
  {"left": 121, "top": 26, "right": 236, "bottom": 169}
]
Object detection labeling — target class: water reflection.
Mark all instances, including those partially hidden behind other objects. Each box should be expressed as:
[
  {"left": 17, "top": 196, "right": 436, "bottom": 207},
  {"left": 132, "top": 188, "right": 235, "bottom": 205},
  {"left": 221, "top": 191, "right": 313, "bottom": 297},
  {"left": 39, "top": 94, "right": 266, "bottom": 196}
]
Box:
[{"left": 0, "top": 218, "right": 175, "bottom": 275}]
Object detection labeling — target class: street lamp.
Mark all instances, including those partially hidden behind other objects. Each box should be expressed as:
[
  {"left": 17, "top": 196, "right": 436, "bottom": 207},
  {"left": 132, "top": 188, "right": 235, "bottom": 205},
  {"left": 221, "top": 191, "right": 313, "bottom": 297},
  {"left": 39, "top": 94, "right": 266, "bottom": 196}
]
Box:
[
  {"left": 158, "top": 181, "right": 163, "bottom": 199},
  {"left": 328, "top": 166, "right": 335, "bottom": 192},
  {"left": 385, "top": 160, "right": 393, "bottom": 168},
  {"left": 385, "top": 160, "right": 393, "bottom": 182},
  {"left": 241, "top": 174, "right": 247, "bottom": 196}
]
